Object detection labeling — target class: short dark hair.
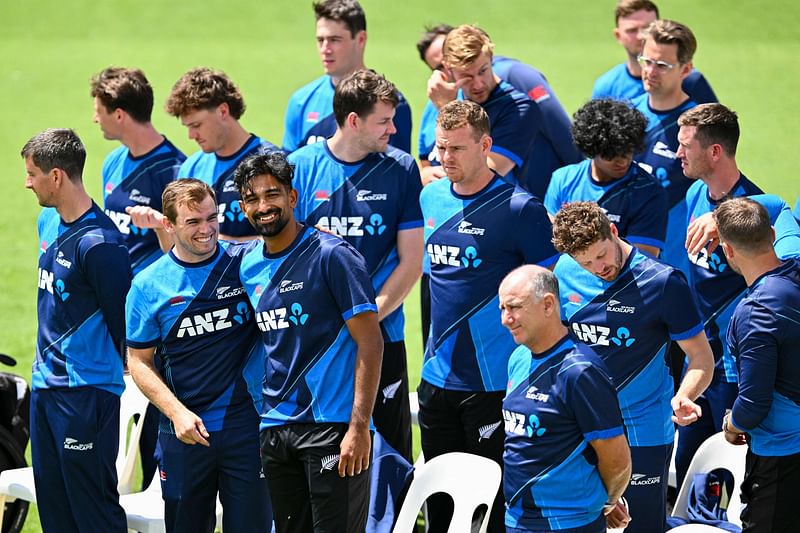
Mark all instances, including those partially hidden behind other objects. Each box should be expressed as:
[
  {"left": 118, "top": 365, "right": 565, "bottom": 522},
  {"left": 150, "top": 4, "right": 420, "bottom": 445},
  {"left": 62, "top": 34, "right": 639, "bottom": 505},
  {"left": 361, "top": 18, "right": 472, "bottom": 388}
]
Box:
[
  {"left": 234, "top": 152, "right": 294, "bottom": 195},
  {"left": 313, "top": 0, "right": 366, "bottom": 36},
  {"left": 21, "top": 128, "right": 86, "bottom": 182},
  {"left": 678, "top": 103, "right": 740, "bottom": 156},
  {"left": 416, "top": 23, "right": 453, "bottom": 63},
  {"left": 572, "top": 99, "right": 647, "bottom": 159},
  {"left": 162, "top": 178, "right": 216, "bottom": 223},
  {"left": 165, "top": 68, "right": 245, "bottom": 119},
  {"left": 643, "top": 19, "right": 697, "bottom": 65},
  {"left": 615, "top": 0, "right": 659, "bottom": 24},
  {"left": 333, "top": 70, "right": 399, "bottom": 127},
  {"left": 437, "top": 100, "right": 490, "bottom": 141},
  {"left": 551, "top": 202, "right": 614, "bottom": 256},
  {"left": 714, "top": 197, "right": 774, "bottom": 255},
  {"left": 90, "top": 67, "right": 154, "bottom": 123}
]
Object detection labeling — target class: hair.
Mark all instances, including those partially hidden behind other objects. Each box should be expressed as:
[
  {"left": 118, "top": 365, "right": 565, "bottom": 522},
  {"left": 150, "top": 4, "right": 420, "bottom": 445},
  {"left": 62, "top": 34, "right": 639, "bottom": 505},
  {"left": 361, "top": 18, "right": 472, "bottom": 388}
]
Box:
[
  {"left": 437, "top": 100, "right": 490, "bottom": 141},
  {"left": 312, "top": 0, "right": 366, "bottom": 36},
  {"left": 21, "top": 128, "right": 86, "bottom": 182},
  {"left": 90, "top": 67, "right": 154, "bottom": 123},
  {"left": 162, "top": 178, "right": 216, "bottom": 223},
  {"left": 234, "top": 152, "right": 294, "bottom": 195},
  {"left": 572, "top": 99, "right": 648, "bottom": 159},
  {"left": 615, "top": 0, "right": 659, "bottom": 24},
  {"left": 714, "top": 197, "right": 774, "bottom": 255},
  {"left": 503, "top": 265, "right": 561, "bottom": 303},
  {"left": 416, "top": 23, "right": 454, "bottom": 63},
  {"left": 333, "top": 69, "right": 399, "bottom": 127},
  {"left": 165, "top": 68, "right": 245, "bottom": 119},
  {"left": 551, "top": 202, "right": 614, "bottom": 255},
  {"left": 643, "top": 19, "right": 697, "bottom": 65},
  {"left": 442, "top": 24, "right": 494, "bottom": 70},
  {"left": 678, "top": 103, "right": 740, "bottom": 156}
]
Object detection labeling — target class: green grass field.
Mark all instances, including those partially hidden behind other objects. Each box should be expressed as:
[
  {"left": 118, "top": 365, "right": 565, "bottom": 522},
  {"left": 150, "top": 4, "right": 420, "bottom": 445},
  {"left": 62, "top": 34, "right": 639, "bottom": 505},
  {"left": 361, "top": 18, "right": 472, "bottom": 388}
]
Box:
[{"left": 1, "top": 1, "right": 798, "bottom": 530}]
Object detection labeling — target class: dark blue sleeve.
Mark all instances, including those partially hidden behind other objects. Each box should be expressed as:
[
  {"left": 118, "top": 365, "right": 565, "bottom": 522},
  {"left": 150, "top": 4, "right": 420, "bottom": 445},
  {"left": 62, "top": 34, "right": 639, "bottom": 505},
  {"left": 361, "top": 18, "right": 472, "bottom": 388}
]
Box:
[
  {"left": 399, "top": 161, "right": 423, "bottom": 228},
  {"left": 729, "top": 300, "right": 777, "bottom": 430},
  {"left": 518, "top": 195, "right": 559, "bottom": 267},
  {"left": 571, "top": 363, "right": 625, "bottom": 441},
  {"left": 325, "top": 242, "right": 378, "bottom": 320},
  {"left": 83, "top": 241, "right": 133, "bottom": 356},
  {"left": 491, "top": 99, "right": 540, "bottom": 169},
  {"left": 683, "top": 70, "right": 718, "bottom": 105},
  {"left": 661, "top": 270, "right": 704, "bottom": 340},
  {"left": 624, "top": 180, "right": 668, "bottom": 249},
  {"left": 748, "top": 194, "right": 800, "bottom": 259},
  {"left": 389, "top": 98, "right": 413, "bottom": 154}
]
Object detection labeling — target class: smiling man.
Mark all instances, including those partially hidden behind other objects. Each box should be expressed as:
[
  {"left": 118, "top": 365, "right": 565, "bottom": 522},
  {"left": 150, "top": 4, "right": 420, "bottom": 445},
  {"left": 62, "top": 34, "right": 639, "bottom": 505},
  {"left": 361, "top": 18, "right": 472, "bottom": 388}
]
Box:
[
  {"left": 282, "top": 0, "right": 412, "bottom": 154},
  {"left": 165, "top": 67, "right": 279, "bottom": 241}
]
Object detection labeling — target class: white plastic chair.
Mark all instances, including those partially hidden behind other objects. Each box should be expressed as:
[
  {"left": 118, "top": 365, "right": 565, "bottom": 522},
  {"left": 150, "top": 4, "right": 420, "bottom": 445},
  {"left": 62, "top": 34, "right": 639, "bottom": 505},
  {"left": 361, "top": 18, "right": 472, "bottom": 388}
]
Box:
[
  {"left": 668, "top": 524, "right": 730, "bottom": 531},
  {"left": 671, "top": 432, "right": 747, "bottom": 528},
  {"left": 668, "top": 429, "right": 679, "bottom": 489},
  {"left": 409, "top": 391, "right": 419, "bottom": 426},
  {"left": 0, "top": 374, "right": 149, "bottom": 524},
  {"left": 392, "top": 452, "right": 501, "bottom": 533}
]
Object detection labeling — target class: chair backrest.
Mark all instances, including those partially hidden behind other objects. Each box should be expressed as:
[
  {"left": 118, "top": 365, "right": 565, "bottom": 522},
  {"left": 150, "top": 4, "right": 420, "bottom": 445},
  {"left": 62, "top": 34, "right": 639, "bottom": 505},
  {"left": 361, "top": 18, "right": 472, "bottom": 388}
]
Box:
[
  {"left": 667, "top": 524, "right": 731, "bottom": 532},
  {"left": 392, "top": 452, "right": 501, "bottom": 533},
  {"left": 116, "top": 374, "right": 151, "bottom": 494},
  {"left": 671, "top": 432, "right": 747, "bottom": 528}
]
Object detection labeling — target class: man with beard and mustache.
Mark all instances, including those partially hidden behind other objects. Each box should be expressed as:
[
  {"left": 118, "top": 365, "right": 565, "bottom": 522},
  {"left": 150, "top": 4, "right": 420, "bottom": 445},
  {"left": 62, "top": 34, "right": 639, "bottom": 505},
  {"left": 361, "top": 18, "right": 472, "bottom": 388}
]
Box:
[
  {"left": 551, "top": 201, "right": 713, "bottom": 533},
  {"left": 126, "top": 179, "right": 271, "bottom": 533},
  {"left": 234, "top": 152, "right": 383, "bottom": 533},
  {"left": 288, "top": 69, "right": 422, "bottom": 462}
]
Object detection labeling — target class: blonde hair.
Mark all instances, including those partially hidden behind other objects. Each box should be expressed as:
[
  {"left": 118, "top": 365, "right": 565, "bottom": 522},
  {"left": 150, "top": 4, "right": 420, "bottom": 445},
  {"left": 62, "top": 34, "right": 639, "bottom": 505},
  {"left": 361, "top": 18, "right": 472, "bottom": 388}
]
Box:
[{"left": 442, "top": 25, "right": 494, "bottom": 70}]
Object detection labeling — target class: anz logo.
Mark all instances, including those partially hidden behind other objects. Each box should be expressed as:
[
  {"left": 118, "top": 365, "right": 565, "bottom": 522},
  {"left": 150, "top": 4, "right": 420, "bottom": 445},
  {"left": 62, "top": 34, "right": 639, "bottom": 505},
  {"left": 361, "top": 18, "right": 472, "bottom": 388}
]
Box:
[
  {"left": 256, "top": 303, "right": 309, "bottom": 332},
  {"left": 426, "top": 244, "right": 482, "bottom": 268},
  {"left": 220, "top": 202, "right": 246, "bottom": 223},
  {"left": 503, "top": 409, "right": 547, "bottom": 438},
  {"left": 38, "top": 269, "right": 70, "bottom": 301},
  {"left": 688, "top": 249, "right": 727, "bottom": 273},
  {"left": 317, "top": 216, "right": 372, "bottom": 237},
  {"left": 571, "top": 323, "right": 637, "bottom": 348},
  {"left": 105, "top": 209, "right": 148, "bottom": 236},
  {"left": 176, "top": 303, "right": 250, "bottom": 338}
]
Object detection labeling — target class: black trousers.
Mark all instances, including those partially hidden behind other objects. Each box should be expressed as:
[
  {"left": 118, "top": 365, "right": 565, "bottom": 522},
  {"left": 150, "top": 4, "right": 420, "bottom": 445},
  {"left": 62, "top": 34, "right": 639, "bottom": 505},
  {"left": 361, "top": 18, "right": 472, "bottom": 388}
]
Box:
[
  {"left": 741, "top": 448, "right": 800, "bottom": 533},
  {"left": 372, "top": 340, "right": 412, "bottom": 462}
]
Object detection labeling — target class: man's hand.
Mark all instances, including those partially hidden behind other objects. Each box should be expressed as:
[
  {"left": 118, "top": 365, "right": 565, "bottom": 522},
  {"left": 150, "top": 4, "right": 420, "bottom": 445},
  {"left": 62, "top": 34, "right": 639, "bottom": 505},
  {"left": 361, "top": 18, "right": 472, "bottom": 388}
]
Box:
[
  {"left": 421, "top": 165, "right": 447, "bottom": 186},
  {"left": 172, "top": 407, "right": 210, "bottom": 446},
  {"left": 338, "top": 425, "right": 371, "bottom": 477},
  {"left": 671, "top": 395, "right": 702, "bottom": 426},
  {"left": 427, "top": 70, "right": 464, "bottom": 110},
  {"left": 686, "top": 211, "right": 719, "bottom": 256},
  {"left": 126, "top": 205, "right": 166, "bottom": 229},
  {"left": 604, "top": 499, "right": 631, "bottom": 529},
  {"left": 722, "top": 413, "right": 747, "bottom": 446}
]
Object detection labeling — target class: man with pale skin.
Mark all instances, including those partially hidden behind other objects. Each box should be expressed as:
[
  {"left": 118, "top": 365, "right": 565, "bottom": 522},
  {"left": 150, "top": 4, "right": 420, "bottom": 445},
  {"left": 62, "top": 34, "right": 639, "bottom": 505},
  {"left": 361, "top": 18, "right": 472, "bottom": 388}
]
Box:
[
  {"left": 500, "top": 265, "right": 631, "bottom": 532},
  {"left": 234, "top": 152, "right": 383, "bottom": 532},
  {"left": 126, "top": 179, "right": 271, "bottom": 533},
  {"left": 552, "top": 201, "right": 713, "bottom": 533}
]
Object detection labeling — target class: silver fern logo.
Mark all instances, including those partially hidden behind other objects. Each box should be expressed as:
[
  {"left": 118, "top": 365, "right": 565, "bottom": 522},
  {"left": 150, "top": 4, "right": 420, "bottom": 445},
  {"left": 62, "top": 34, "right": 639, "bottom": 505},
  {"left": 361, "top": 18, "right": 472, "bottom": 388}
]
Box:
[
  {"left": 478, "top": 421, "right": 502, "bottom": 442},
  {"left": 320, "top": 454, "right": 340, "bottom": 473},
  {"left": 381, "top": 380, "right": 402, "bottom": 403}
]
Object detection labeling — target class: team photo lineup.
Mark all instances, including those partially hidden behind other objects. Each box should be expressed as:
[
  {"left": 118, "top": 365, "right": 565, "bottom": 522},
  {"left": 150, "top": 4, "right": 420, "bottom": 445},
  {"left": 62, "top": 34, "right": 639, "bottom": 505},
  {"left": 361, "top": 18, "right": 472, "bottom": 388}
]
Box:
[{"left": 6, "top": 0, "right": 800, "bottom": 532}]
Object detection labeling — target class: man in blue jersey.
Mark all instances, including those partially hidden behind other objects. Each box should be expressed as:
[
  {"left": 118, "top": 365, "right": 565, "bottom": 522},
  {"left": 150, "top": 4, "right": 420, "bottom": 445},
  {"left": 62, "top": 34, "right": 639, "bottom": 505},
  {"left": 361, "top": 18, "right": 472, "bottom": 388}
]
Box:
[
  {"left": 592, "top": 0, "right": 716, "bottom": 104},
  {"left": 419, "top": 100, "right": 559, "bottom": 533},
  {"left": 126, "top": 179, "right": 271, "bottom": 533},
  {"left": 165, "top": 67, "right": 279, "bottom": 241},
  {"left": 422, "top": 25, "right": 542, "bottom": 194},
  {"left": 632, "top": 19, "right": 701, "bottom": 273},
  {"left": 282, "top": 0, "right": 412, "bottom": 153},
  {"left": 234, "top": 152, "right": 383, "bottom": 533},
  {"left": 91, "top": 66, "right": 186, "bottom": 274},
  {"left": 551, "top": 201, "right": 713, "bottom": 533},
  {"left": 289, "top": 69, "right": 422, "bottom": 461},
  {"left": 499, "top": 265, "right": 632, "bottom": 532},
  {"left": 417, "top": 24, "right": 580, "bottom": 199},
  {"left": 545, "top": 98, "right": 667, "bottom": 258},
  {"left": 23, "top": 128, "right": 130, "bottom": 532},
  {"left": 714, "top": 198, "right": 800, "bottom": 533}
]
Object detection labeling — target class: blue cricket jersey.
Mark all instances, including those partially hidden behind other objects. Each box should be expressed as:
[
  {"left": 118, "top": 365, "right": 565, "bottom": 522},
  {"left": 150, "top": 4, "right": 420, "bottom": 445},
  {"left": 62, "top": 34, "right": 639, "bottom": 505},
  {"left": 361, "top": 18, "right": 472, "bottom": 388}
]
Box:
[
  {"left": 102, "top": 138, "right": 185, "bottom": 274},
  {"left": 289, "top": 141, "right": 422, "bottom": 342},
  {"left": 421, "top": 175, "right": 559, "bottom": 392},
  {"left": 728, "top": 259, "right": 800, "bottom": 456},
  {"left": 545, "top": 159, "right": 668, "bottom": 252},
  {"left": 282, "top": 74, "right": 413, "bottom": 154},
  {"left": 504, "top": 336, "right": 624, "bottom": 531},
  {"left": 126, "top": 242, "right": 263, "bottom": 433},
  {"left": 178, "top": 134, "right": 279, "bottom": 238},
  {"left": 239, "top": 226, "right": 378, "bottom": 430},
  {"left": 632, "top": 95, "right": 698, "bottom": 273},
  {"left": 555, "top": 248, "right": 704, "bottom": 446},
  {"left": 592, "top": 63, "right": 718, "bottom": 105},
  {"left": 35, "top": 203, "right": 131, "bottom": 395}
]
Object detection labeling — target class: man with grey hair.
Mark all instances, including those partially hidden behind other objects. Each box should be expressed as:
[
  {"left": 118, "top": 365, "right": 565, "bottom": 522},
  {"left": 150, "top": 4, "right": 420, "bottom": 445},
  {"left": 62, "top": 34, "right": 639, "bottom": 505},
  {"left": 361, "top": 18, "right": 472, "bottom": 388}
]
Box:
[
  {"left": 499, "top": 265, "right": 631, "bottom": 531},
  {"left": 23, "top": 128, "right": 130, "bottom": 532}
]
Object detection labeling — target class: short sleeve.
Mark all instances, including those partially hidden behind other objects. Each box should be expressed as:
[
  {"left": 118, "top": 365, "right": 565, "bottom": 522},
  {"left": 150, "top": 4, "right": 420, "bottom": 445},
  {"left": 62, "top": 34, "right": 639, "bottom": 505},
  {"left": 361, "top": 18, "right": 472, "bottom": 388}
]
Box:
[
  {"left": 518, "top": 195, "right": 559, "bottom": 267},
  {"left": 324, "top": 242, "right": 378, "bottom": 321},
  {"left": 661, "top": 270, "right": 704, "bottom": 340},
  {"left": 125, "top": 281, "right": 161, "bottom": 348},
  {"left": 571, "top": 363, "right": 625, "bottom": 442}
]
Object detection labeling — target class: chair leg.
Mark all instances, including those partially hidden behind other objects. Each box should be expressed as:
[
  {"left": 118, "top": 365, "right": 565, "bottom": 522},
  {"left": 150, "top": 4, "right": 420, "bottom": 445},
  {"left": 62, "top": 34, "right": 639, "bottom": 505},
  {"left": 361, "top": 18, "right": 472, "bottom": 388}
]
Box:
[{"left": 0, "top": 494, "right": 7, "bottom": 525}]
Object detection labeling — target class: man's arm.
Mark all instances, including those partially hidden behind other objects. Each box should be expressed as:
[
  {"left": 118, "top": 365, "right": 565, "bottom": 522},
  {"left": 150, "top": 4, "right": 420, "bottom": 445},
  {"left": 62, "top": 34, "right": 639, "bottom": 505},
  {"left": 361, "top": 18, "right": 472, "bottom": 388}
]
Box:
[
  {"left": 487, "top": 152, "right": 516, "bottom": 177},
  {"left": 126, "top": 205, "right": 173, "bottom": 253},
  {"left": 419, "top": 161, "right": 447, "bottom": 186},
  {"left": 128, "top": 346, "right": 209, "bottom": 446},
  {"left": 338, "top": 311, "right": 383, "bottom": 477},
  {"left": 375, "top": 228, "right": 423, "bottom": 321},
  {"left": 84, "top": 242, "right": 132, "bottom": 356},
  {"left": 672, "top": 331, "right": 714, "bottom": 425},
  {"left": 590, "top": 434, "right": 632, "bottom": 529}
]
